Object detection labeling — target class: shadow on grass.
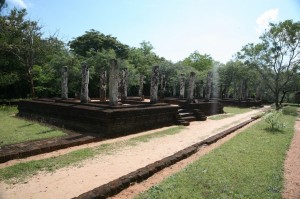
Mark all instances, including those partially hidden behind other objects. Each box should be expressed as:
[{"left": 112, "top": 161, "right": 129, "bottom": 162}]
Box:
[
  {"left": 37, "top": 129, "right": 56, "bottom": 134},
  {"left": 18, "top": 123, "right": 34, "bottom": 128},
  {"left": 264, "top": 127, "right": 285, "bottom": 134}
]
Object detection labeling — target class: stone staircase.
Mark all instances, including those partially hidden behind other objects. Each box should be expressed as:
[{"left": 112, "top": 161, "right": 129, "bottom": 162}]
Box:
[{"left": 176, "top": 109, "right": 207, "bottom": 126}]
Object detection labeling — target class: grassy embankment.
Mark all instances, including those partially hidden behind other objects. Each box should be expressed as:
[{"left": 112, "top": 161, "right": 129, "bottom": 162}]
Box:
[
  {"left": 137, "top": 106, "right": 297, "bottom": 199},
  {"left": 0, "top": 106, "right": 66, "bottom": 146},
  {"left": 209, "top": 106, "right": 253, "bottom": 120}
]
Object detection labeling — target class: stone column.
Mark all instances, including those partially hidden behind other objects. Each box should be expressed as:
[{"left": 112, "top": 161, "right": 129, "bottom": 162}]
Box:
[
  {"left": 150, "top": 66, "right": 159, "bottom": 104},
  {"left": 172, "top": 84, "right": 176, "bottom": 97},
  {"left": 138, "top": 74, "right": 144, "bottom": 98},
  {"left": 187, "top": 72, "right": 196, "bottom": 103},
  {"left": 159, "top": 74, "right": 165, "bottom": 99},
  {"left": 99, "top": 70, "right": 107, "bottom": 102},
  {"left": 179, "top": 74, "right": 185, "bottom": 99},
  {"left": 109, "top": 59, "right": 119, "bottom": 106},
  {"left": 80, "top": 62, "right": 89, "bottom": 103},
  {"left": 205, "top": 71, "right": 212, "bottom": 101},
  {"left": 119, "top": 68, "right": 128, "bottom": 101},
  {"left": 61, "top": 66, "right": 68, "bottom": 100}
]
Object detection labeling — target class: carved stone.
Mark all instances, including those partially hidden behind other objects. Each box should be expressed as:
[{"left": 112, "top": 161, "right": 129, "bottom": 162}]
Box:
[
  {"left": 138, "top": 74, "right": 144, "bottom": 98},
  {"left": 61, "top": 66, "right": 68, "bottom": 100},
  {"left": 109, "top": 59, "right": 119, "bottom": 106},
  {"left": 150, "top": 66, "right": 159, "bottom": 104},
  {"left": 187, "top": 72, "right": 196, "bottom": 103},
  {"left": 179, "top": 74, "right": 185, "bottom": 99},
  {"left": 80, "top": 63, "right": 89, "bottom": 103},
  {"left": 119, "top": 68, "right": 128, "bottom": 101},
  {"left": 99, "top": 70, "right": 107, "bottom": 102}
]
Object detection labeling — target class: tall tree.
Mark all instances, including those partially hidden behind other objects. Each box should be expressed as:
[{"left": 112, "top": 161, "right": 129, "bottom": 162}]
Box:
[
  {"left": 0, "top": 9, "right": 46, "bottom": 97},
  {"left": 68, "top": 29, "right": 129, "bottom": 59},
  {"left": 238, "top": 20, "right": 300, "bottom": 108}
]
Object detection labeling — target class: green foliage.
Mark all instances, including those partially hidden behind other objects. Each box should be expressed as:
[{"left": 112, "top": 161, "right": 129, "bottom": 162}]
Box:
[
  {"left": 282, "top": 106, "right": 298, "bottom": 116},
  {"left": 182, "top": 51, "right": 213, "bottom": 72},
  {"left": 0, "top": 106, "right": 66, "bottom": 146},
  {"left": 68, "top": 29, "right": 129, "bottom": 59},
  {"left": 263, "top": 110, "right": 286, "bottom": 131},
  {"left": 137, "top": 113, "right": 296, "bottom": 199},
  {"left": 238, "top": 20, "right": 300, "bottom": 108}
]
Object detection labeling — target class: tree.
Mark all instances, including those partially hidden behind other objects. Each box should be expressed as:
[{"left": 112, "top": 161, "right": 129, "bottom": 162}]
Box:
[
  {"left": 0, "top": 9, "right": 47, "bottom": 97},
  {"left": 238, "top": 20, "right": 300, "bottom": 108},
  {"left": 182, "top": 51, "right": 213, "bottom": 72},
  {"left": 69, "top": 29, "right": 129, "bottom": 59},
  {"left": 128, "top": 41, "right": 159, "bottom": 97}
]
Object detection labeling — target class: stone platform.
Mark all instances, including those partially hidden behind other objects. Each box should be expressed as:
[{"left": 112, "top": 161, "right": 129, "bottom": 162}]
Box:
[
  {"left": 161, "top": 98, "right": 224, "bottom": 116},
  {"left": 18, "top": 99, "right": 178, "bottom": 138}
]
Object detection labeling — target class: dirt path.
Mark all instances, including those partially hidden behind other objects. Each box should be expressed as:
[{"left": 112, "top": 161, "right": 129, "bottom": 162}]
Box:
[
  {"left": 0, "top": 109, "right": 264, "bottom": 199},
  {"left": 110, "top": 119, "right": 260, "bottom": 199},
  {"left": 282, "top": 115, "right": 300, "bottom": 199}
]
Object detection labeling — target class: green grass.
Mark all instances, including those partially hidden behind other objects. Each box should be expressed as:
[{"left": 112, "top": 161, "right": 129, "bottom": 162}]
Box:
[
  {"left": 137, "top": 107, "right": 297, "bottom": 199},
  {"left": 209, "top": 106, "right": 253, "bottom": 120},
  {"left": 0, "top": 126, "right": 185, "bottom": 183},
  {"left": 0, "top": 106, "right": 67, "bottom": 146}
]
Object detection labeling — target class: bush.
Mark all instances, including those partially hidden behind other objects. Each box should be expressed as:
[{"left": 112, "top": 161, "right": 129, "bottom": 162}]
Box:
[{"left": 263, "top": 110, "right": 286, "bottom": 131}]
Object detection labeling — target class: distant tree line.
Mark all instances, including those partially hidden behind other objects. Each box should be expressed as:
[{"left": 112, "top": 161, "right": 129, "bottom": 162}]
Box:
[{"left": 0, "top": 7, "right": 299, "bottom": 108}]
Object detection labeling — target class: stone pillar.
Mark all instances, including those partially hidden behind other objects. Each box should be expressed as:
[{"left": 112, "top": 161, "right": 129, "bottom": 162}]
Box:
[
  {"left": 109, "top": 59, "right": 119, "bottom": 106},
  {"left": 205, "top": 71, "right": 212, "bottom": 101},
  {"left": 119, "top": 68, "right": 128, "bottom": 101},
  {"left": 99, "top": 70, "right": 107, "bottom": 102},
  {"left": 179, "top": 74, "right": 185, "bottom": 99},
  {"left": 61, "top": 66, "right": 68, "bottom": 100},
  {"left": 150, "top": 66, "right": 159, "bottom": 104},
  {"left": 159, "top": 74, "right": 165, "bottom": 99},
  {"left": 172, "top": 84, "right": 176, "bottom": 97},
  {"left": 187, "top": 72, "right": 196, "bottom": 103},
  {"left": 80, "top": 62, "right": 89, "bottom": 103},
  {"left": 138, "top": 74, "right": 144, "bottom": 98}
]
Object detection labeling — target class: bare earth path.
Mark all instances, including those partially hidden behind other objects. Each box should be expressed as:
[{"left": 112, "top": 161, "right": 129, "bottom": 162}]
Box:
[
  {"left": 282, "top": 114, "right": 300, "bottom": 199},
  {"left": 0, "top": 108, "right": 265, "bottom": 199}
]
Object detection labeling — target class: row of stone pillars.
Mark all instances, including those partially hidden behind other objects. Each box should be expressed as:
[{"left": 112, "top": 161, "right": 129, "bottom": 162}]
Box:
[{"left": 61, "top": 60, "right": 198, "bottom": 105}]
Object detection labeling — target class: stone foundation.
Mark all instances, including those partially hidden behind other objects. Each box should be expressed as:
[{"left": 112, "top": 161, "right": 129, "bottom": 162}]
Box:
[{"left": 18, "top": 99, "right": 178, "bottom": 138}]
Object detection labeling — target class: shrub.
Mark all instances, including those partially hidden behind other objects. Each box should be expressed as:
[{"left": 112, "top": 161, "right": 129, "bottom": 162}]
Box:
[{"left": 263, "top": 110, "right": 286, "bottom": 131}]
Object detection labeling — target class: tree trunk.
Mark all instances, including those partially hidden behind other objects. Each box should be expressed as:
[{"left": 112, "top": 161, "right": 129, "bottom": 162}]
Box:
[
  {"left": 279, "top": 91, "right": 287, "bottom": 105},
  {"left": 138, "top": 74, "right": 144, "bottom": 98}
]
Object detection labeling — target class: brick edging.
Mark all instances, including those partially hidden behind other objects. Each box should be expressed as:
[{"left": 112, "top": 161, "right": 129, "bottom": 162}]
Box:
[
  {"left": 0, "top": 136, "right": 101, "bottom": 163},
  {"left": 74, "top": 116, "right": 260, "bottom": 199}
]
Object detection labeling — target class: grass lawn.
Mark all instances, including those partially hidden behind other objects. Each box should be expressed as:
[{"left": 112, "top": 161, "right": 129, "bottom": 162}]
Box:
[
  {"left": 0, "top": 106, "right": 67, "bottom": 147},
  {"left": 209, "top": 106, "right": 253, "bottom": 120},
  {"left": 137, "top": 106, "right": 297, "bottom": 199},
  {"left": 0, "top": 126, "right": 185, "bottom": 183}
]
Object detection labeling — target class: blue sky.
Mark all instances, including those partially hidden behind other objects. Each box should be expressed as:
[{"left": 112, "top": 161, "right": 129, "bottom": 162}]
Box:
[{"left": 5, "top": 0, "right": 300, "bottom": 63}]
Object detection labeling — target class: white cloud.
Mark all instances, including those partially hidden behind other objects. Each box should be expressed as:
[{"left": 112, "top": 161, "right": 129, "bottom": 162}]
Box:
[
  {"left": 256, "top": 8, "right": 279, "bottom": 34},
  {"left": 7, "top": 0, "right": 27, "bottom": 9}
]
